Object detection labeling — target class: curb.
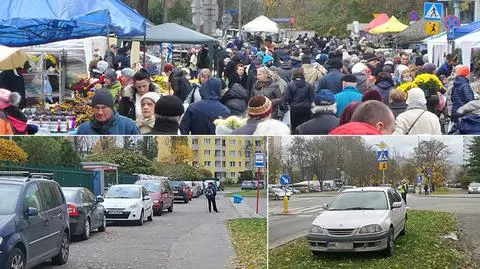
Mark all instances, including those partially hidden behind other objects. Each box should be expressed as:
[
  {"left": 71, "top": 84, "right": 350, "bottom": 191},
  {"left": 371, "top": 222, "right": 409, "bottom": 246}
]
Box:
[
  {"left": 269, "top": 230, "right": 309, "bottom": 249},
  {"left": 229, "top": 197, "right": 264, "bottom": 219},
  {"left": 413, "top": 195, "right": 480, "bottom": 199}
]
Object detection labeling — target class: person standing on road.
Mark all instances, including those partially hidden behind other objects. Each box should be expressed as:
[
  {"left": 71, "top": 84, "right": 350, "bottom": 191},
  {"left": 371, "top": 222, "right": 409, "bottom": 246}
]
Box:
[
  {"left": 399, "top": 179, "right": 408, "bottom": 205},
  {"left": 206, "top": 182, "right": 219, "bottom": 213},
  {"left": 424, "top": 184, "right": 429, "bottom": 196}
]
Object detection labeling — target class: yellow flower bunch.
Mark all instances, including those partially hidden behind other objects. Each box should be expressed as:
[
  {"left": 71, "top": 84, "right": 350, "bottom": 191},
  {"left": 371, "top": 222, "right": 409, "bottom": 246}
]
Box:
[
  {"left": 214, "top": 116, "right": 248, "bottom": 130},
  {"left": 413, "top": 73, "right": 443, "bottom": 92},
  {"left": 45, "top": 54, "right": 57, "bottom": 65},
  {"left": 397, "top": 82, "right": 418, "bottom": 94}
]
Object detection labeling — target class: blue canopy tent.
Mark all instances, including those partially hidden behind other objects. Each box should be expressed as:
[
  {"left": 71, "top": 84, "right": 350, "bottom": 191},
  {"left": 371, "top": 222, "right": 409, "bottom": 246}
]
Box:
[
  {"left": 0, "top": 0, "right": 146, "bottom": 47},
  {"left": 447, "top": 20, "right": 480, "bottom": 40}
]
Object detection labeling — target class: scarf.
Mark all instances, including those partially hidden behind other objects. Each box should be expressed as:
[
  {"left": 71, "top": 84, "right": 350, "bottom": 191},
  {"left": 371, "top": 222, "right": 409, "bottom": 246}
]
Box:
[
  {"left": 137, "top": 117, "right": 156, "bottom": 129},
  {"left": 254, "top": 79, "right": 273, "bottom": 90},
  {"left": 90, "top": 113, "right": 116, "bottom": 135}
]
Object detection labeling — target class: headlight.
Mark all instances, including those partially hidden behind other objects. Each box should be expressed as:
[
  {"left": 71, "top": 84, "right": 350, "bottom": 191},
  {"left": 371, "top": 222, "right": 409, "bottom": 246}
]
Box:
[
  {"left": 310, "top": 225, "right": 324, "bottom": 234},
  {"left": 359, "top": 224, "right": 382, "bottom": 234},
  {"left": 128, "top": 204, "right": 138, "bottom": 210},
  {"left": 0, "top": 236, "right": 2, "bottom": 245},
  {"left": 153, "top": 200, "right": 159, "bottom": 204}
]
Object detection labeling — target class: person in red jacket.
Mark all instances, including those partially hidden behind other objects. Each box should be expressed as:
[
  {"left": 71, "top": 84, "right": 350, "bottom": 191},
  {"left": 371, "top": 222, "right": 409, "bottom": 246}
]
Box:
[{"left": 329, "top": 100, "right": 395, "bottom": 135}]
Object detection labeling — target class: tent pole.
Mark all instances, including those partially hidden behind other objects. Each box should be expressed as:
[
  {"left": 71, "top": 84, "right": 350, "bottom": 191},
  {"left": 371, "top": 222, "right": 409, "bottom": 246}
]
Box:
[
  {"left": 106, "top": 28, "right": 111, "bottom": 68},
  {"left": 143, "top": 33, "right": 147, "bottom": 67}
]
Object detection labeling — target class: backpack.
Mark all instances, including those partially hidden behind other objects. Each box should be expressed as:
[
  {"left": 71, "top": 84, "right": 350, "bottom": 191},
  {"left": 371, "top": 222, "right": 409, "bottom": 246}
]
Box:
[{"left": 206, "top": 187, "right": 214, "bottom": 197}]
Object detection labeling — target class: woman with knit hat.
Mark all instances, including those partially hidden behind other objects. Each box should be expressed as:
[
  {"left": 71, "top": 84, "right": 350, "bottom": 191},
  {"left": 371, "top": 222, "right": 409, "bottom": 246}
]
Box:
[
  {"left": 231, "top": 96, "right": 273, "bottom": 135},
  {"left": 0, "top": 88, "right": 33, "bottom": 135},
  {"left": 137, "top": 92, "right": 161, "bottom": 134},
  {"left": 103, "top": 69, "right": 122, "bottom": 104},
  {"left": 451, "top": 65, "right": 475, "bottom": 124},
  {"left": 394, "top": 88, "right": 441, "bottom": 135}
]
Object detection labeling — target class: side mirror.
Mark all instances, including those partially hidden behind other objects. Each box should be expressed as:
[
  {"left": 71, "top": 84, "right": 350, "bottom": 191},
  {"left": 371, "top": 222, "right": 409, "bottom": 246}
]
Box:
[
  {"left": 96, "top": 197, "right": 104, "bottom": 203},
  {"left": 143, "top": 196, "right": 151, "bottom": 201},
  {"left": 392, "top": 202, "right": 402, "bottom": 209},
  {"left": 25, "top": 207, "right": 39, "bottom": 217},
  {"left": 322, "top": 203, "right": 329, "bottom": 210}
]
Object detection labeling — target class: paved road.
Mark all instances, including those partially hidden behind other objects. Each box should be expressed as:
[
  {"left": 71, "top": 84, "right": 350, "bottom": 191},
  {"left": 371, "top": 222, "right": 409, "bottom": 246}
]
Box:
[
  {"left": 269, "top": 193, "right": 480, "bottom": 250},
  {"left": 36, "top": 193, "right": 239, "bottom": 269}
]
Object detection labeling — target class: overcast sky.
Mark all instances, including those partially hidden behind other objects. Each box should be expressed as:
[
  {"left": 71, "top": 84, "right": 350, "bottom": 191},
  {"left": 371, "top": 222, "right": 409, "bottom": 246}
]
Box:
[{"left": 281, "top": 136, "right": 467, "bottom": 165}]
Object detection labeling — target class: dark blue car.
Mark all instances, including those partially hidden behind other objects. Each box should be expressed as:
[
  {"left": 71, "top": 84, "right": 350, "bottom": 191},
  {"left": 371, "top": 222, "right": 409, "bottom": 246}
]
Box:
[{"left": 0, "top": 172, "right": 70, "bottom": 269}]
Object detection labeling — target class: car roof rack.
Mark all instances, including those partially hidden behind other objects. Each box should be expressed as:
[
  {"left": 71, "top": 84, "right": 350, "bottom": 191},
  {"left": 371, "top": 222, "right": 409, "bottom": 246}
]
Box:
[{"left": 0, "top": 171, "right": 54, "bottom": 182}]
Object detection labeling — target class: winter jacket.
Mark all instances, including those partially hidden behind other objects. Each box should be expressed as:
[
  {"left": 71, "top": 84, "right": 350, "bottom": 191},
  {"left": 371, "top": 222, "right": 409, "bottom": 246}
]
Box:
[
  {"left": 302, "top": 64, "right": 326, "bottom": 86},
  {"left": 294, "top": 111, "right": 339, "bottom": 135},
  {"left": 335, "top": 86, "right": 363, "bottom": 117},
  {"left": 329, "top": 122, "right": 382, "bottom": 135},
  {"left": 284, "top": 78, "right": 314, "bottom": 109},
  {"left": 220, "top": 84, "right": 249, "bottom": 116},
  {"left": 451, "top": 100, "right": 480, "bottom": 134},
  {"left": 251, "top": 79, "right": 284, "bottom": 119},
  {"left": 119, "top": 83, "right": 161, "bottom": 120},
  {"left": 184, "top": 84, "right": 203, "bottom": 105},
  {"left": 148, "top": 118, "right": 181, "bottom": 135},
  {"left": 0, "top": 111, "right": 13, "bottom": 135},
  {"left": 393, "top": 103, "right": 442, "bottom": 135},
  {"left": 107, "top": 81, "right": 122, "bottom": 102},
  {"left": 225, "top": 59, "right": 241, "bottom": 83},
  {"left": 77, "top": 113, "right": 141, "bottom": 135},
  {"left": 437, "top": 62, "right": 453, "bottom": 78},
  {"left": 246, "top": 64, "right": 257, "bottom": 96},
  {"left": 180, "top": 78, "right": 231, "bottom": 135},
  {"left": 198, "top": 48, "right": 209, "bottom": 69},
  {"left": 171, "top": 68, "right": 191, "bottom": 102},
  {"left": 290, "top": 57, "right": 302, "bottom": 68},
  {"left": 316, "top": 69, "right": 345, "bottom": 94},
  {"left": 451, "top": 76, "right": 475, "bottom": 123},
  {"left": 373, "top": 80, "right": 395, "bottom": 105},
  {"left": 277, "top": 63, "right": 294, "bottom": 83},
  {"left": 228, "top": 73, "right": 248, "bottom": 90},
  {"left": 388, "top": 101, "right": 408, "bottom": 119},
  {"left": 273, "top": 48, "right": 288, "bottom": 67},
  {"left": 231, "top": 118, "right": 264, "bottom": 135}
]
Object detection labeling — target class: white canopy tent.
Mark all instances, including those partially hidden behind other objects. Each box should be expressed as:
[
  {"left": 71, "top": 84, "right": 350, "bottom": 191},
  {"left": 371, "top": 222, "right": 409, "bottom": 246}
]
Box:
[
  {"left": 242, "top": 16, "right": 279, "bottom": 33},
  {"left": 425, "top": 33, "right": 448, "bottom": 67},
  {"left": 456, "top": 30, "right": 480, "bottom": 66}
]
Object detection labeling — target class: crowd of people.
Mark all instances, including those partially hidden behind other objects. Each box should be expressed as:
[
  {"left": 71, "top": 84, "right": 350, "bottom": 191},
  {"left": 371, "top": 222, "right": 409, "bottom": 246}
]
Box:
[{"left": 0, "top": 34, "right": 479, "bottom": 135}]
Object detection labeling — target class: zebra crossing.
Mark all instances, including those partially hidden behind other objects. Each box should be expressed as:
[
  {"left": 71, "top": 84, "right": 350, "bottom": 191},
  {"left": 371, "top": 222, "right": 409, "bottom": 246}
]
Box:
[{"left": 269, "top": 204, "right": 325, "bottom": 217}]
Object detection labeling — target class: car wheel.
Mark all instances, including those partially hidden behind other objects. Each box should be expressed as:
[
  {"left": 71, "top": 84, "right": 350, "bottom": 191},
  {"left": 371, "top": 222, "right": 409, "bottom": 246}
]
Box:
[
  {"left": 168, "top": 202, "right": 173, "bottom": 212},
  {"left": 52, "top": 231, "right": 69, "bottom": 265},
  {"left": 7, "top": 247, "right": 25, "bottom": 269},
  {"left": 81, "top": 218, "right": 91, "bottom": 240},
  {"left": 98, "top": 215, "right": 107, "bottom": 232},
  {"left": 147, "top": 210, "right": 154, "bottom": 222},
  {"left": 137, "top": 210, "right": 144, "bottom": 226},
  {"left": 383, "top": 227, "right": 395, "bottom": 257},
  {"left": 158, "top": 203, "right": 163, "bottom": 216}
]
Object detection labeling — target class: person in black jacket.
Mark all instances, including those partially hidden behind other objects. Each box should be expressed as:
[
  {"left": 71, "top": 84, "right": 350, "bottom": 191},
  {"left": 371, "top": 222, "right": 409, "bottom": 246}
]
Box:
[
  {"left": 170, "top": 68, "right": 191, "bottom": 102},
  {"left": 246, "top": 57, "right": 263, "bottom": 96},
  {"left": 205, "top": 182, "right": 219, "bottom": 213},
  {"left": 148, "top": 95, "right": 185, "bottom": 135},
  {"left": 295, "top": 89, "right": 339, "bottom": 135},
  {"left": 284, "top": 68, "right": 314, "bottom": 131},
  {"left": 221, "top": 83, "right": 249, "bottom": 116},
  {"left": 227, "top": 64, "right": 248, "bottom": 89},
  {"left": 119, "top": 70, "right": 159, "bottom": 120},
  {"left": 0, "top": 68, "right": 26, "bottom": 109},
  {"left": 197, "top": 44, "right": 210, "bottom": 69}
]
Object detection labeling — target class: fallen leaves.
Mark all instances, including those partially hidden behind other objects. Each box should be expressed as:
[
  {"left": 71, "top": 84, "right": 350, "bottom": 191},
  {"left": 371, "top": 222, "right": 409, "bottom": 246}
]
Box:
[{"left": 227, "top": 218, "right": 267, "bottom": 269}]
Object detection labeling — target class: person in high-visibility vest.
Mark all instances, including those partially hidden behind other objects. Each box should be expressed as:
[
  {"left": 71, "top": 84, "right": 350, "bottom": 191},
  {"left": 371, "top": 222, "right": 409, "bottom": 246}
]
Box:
[{"left": 399, "top": 178, "right": 408, "bottom": 205}]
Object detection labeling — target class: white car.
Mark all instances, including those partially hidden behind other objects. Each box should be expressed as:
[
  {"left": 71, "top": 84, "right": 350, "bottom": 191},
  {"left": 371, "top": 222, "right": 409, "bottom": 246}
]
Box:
[
  {"left": 269, "top": 187, "right": 291, "bottom": 200},
  {"left": 307, "top": 187, "right": 407, "bottom": 257},
  {"left": 468, "top": 182, "right": 480, "bottom": 194},
  {"left": 102, "top": 184, "right": 154, "bottom": 226}
]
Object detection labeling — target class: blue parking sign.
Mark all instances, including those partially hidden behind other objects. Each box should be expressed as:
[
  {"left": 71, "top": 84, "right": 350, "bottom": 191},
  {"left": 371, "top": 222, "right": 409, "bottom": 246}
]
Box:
[{"left": 280, "top": 174, "right": 291, "bottom": 185}]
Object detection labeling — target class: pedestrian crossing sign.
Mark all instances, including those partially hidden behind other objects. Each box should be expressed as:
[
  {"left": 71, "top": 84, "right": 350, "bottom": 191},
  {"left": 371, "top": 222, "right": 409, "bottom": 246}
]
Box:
[
  {"left": 377, "top": 150, "right": 388, "bottom": 162},
  {"left": 426, "top": 21, "right": 440, "bottom": 35},
  {"left": 379, "top": 162, "right": 387, "bottom": 171},
  {"left": 424, "top": 2, "right": 443, "bottom": 21}
]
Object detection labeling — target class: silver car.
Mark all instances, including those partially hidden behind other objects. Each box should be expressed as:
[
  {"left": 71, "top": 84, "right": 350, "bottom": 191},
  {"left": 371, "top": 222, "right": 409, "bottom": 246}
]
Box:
[
  {"left": 308, "top": 187, "right": 407, "bottom": 257},
  {"left": 468, "top": 182, "right": 480, "bottom": 194}
]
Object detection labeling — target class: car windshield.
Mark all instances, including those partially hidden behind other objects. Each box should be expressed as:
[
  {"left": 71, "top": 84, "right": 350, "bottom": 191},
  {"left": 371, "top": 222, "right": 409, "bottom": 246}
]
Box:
[
  {"left": 470, "top": 183, "right": 480, "bottom": 187},
  {"left": 0, "top": 184, "right": 22, "bottom": 214},
  {"left": 105, "top": 186, "right": 140, "bottom": 199},
  {"left": 171, "top": 181, "right": 182, "bottom": 187},
  {"left": 62, "top": 189, "right": 78, "bottom": 203},
  {"left": 328, "top": 191, "right": 388, "bottom": 210},
  {"left": 138, "top": 182, "right": 161, "bottom": 193}
]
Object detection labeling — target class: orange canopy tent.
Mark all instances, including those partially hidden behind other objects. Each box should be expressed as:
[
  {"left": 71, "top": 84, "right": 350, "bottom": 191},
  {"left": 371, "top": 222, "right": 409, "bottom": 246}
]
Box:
[
  {"left": 369, "top": 16, "right": 408, "bottom": 34},
  {"left": 366, "top": 13, "right": 390, "bottom": 32}
]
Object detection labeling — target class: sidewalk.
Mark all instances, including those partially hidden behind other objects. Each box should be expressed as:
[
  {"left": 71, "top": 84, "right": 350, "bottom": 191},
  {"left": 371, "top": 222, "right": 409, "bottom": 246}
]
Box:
[
  {"left": 229, "top": 196, "right": 267, "bottom": 218},
  {"left": 412, "top": 193, "right": 480, "bottom": 198}
]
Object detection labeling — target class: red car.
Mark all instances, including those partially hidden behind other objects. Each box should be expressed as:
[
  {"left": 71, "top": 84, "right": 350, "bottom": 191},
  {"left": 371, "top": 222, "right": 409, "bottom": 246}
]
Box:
[{"left": 135, "top": 179, "right": 174, "bottom": 216}]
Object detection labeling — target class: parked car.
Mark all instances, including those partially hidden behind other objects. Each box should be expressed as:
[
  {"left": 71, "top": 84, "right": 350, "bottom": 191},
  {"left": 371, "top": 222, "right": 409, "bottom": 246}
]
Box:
[
  {"left": 204, "top": 180, "right": 224, "bottom": 191},
  {"left": 184, "top": 181, "right": 201, "bottom": 198},
  {"left": 338, "top": 186, "right": 356, "bottom": 193},
  {"left": 62, "top": 187, "right": 106, "bottom": 240},
  {"left": 193, "top": 181, "right": 205, "bottom": 195},
  {"left": 407, "top": 184, "right": 415, "bottom": 194},
  {"left": 468, "top": 182, "right": 480, "bottom": 194},
  {"left": 135, "top": 179, "right": 174, "bottom": 216},
  {"left": 269, "top": 187, "right": 291, "bottom": 200},
  {"left": 307, "top": 187, "right": 407, "bottom": 257},
  {"left": 241, "top": 180, "right": 256, "bottom": 190},
  {"left": 0, "top": 171, "right": 70, "bottom": 269},
  {"left": 102, "top": 184, "right": 153, "bottom": 226},
  {"left": 171, "top": 180, "right": 189, "bottom": 203},
  {"left": 254, "top": 181, "right": 265, "bottom": 189}
]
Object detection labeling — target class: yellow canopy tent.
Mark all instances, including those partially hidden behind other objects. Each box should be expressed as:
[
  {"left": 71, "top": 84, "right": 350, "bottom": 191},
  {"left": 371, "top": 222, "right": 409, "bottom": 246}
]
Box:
[{"left": 369, "top": 16, "right": 408, "bottom": 34}]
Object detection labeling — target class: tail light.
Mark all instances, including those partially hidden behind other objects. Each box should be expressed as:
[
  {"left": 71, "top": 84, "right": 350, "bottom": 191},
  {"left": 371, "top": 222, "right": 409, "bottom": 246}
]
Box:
[{"left": 68, "top": 204, "right": 79, "bottom": 217}]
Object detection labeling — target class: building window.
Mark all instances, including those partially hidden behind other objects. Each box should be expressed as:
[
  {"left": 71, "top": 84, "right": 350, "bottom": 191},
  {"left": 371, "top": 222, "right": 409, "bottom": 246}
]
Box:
[
  {"left": 230, "top": 140, "right": 236, "bottom": 146},
  {"left": 222, "top": 150, "right": 226, "bottom": 157},
  {"left": 215, "top": 138, "right": 221, "bottom": 145},
  {"left": 229, "top": 151, "right": 235, "bottom": 157},
  {"left": 255, "top": 141, "right": 261, "bottom": 147},
  {"left": 230, "top": 172, "right": 236, "bottom": 178},
  {"left": 245, "top": 152, "right": 251, "bottom": 158},
  {"left": 204, "top": 150, "right": 211, "bottom": 156},
  {"left": 230, "top": 161, "right": 236, "bottom": 167},
  {"left": 215, "top": 150, "right": 221, "bottom": 157},
  {"left": 204, "top": 138, "right": 211, "bottom": 145},
  {"left": 192, "top": 139, "right": 198, "bottom": 145},
  {"left": 215, "top": 161, "right": 221, "bottom": 167},
  {"left": 204, "top": 161, "right": 211, "bottom": 167},
  {"left": 238, "top": 151, "right": 242, "bottom": 157},
  {"left": 222, "top": 161, "right": 226, "bottom": 167},
  {"left": 239, "top": 141, "right": 242, "bottom": 147},
  {"left": 246, "top": 162, "right": 250, "bottom": 167},
  {"left": 239, "top": 162, "right": 242, "bottom": 167},
  {"left": 193, "top": 150, "right": 198, "bottom": 157}
]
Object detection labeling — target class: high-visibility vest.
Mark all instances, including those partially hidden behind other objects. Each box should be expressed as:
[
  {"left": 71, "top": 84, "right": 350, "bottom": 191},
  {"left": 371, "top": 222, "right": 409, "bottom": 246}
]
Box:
[{"left": 398, "top": 185, "right": 407, "bottom": 193}]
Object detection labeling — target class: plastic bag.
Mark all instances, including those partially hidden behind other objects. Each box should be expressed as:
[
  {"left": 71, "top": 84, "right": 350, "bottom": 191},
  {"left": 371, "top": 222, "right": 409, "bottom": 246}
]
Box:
[{"left": 282, "top": 109, "right": 291, "bottom": 127}]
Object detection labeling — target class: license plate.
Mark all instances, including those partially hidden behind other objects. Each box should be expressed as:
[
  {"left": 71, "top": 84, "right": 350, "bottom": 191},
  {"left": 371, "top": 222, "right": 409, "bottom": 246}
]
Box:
[
  {"left": 109, "top": 211, "right": 123, "bottom": 215},
  {"left": 174, "top": 191, "right": 179, "bottom": 194},
  {"left": 327, "top": 242, "right": 353, "bottom": 250}
]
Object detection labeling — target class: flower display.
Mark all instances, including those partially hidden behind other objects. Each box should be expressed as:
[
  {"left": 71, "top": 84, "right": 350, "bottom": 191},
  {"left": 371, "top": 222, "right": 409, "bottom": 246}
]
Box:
[
  {"left": 413, "top": 73, "right": 444, "bottom": 95},
  {"left": 397, "top": 82, "right": 418, "bottom": 94},
  {"left": 214, "top": 116, "right": 248, "bottom": 130}
]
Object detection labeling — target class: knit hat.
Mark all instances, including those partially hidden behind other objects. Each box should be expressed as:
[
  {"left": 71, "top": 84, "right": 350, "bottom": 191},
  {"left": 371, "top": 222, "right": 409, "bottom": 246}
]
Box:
[
  {"left": 456, "top": 66, "right": 470, "bottom": 78},
  {"left": 314, "top": 90, "right": 336, "bottom": 106},
  {"left": 406, "top": 88, "right": 427, "bottom": 106},
  {"left": 248, "top": 96, "right": 273, "bottom": 118},
  {"left": 254, "top": 56, "right": 263, "bottom": 65},
  {"left": 364, "top": 53, "right": 379, "bottom": 63},
  {"left": 154, "top": 95, "right": 185, "bottom": 117},
  {"left": 423, "top": 63, "right": 437, "bottom": 74},
  {"left": 104, "top": 69, "right": 117, "bottom": 83},
  {"left": 140, "top": 92, "right": 161, "bottom": 104},
  {"left": 351, "top": 63, "right": 368, "bottom": 74},
  {"left": 96, "top": 60, "right": 109, "bottom": 73},
  {"left": 91, "top": 89, "right": 114, "bottom": 109},
  {"left": 121, "top": 68, "right": 135, "bottom": 78},
  {"left": 362, "top": 90, "right": 384, "bottom": 102},
  {"left": 0, "top": 88, "right": 21, "bottom": 107},
  {"left": 316, "top": 54, "right": 328, "bottom": 64},
  {"left": 342, "top": 74, "right": 358, "bottom": 83}
]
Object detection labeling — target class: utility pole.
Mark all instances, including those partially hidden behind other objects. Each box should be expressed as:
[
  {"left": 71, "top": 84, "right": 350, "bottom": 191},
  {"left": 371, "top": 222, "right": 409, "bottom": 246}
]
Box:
[
  {"left": 238, "top": 0, "right": 242, "bottom": 38},
  {"left": 163, "top": 0, "right": 169, "bottom": 24},
  {"left": 475, "top": 0, "right": 480, "bottom": 21}
]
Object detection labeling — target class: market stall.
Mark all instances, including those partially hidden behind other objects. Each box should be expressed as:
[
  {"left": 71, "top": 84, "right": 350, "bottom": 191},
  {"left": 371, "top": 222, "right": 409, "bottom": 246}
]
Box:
[
  {"left": 242, "top": 16, "right": 279, "bottom": 34},
  {"left": 366, "top": 13, "right": 390, "bottom": 32},
  {"left": 369, "top": 16, "right": 408, "bottom": 34}
]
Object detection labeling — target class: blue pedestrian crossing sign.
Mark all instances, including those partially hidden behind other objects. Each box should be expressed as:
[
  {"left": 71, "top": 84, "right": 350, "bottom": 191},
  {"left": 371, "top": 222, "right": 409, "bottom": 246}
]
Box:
[
  {"left": 280, "top": 174, "right": 291, "bottom": 185},
  {"left": 254, "top": 153, "right": 265, "bottom": 168},
  {"left": 418, "top": 175, "right": 423, "bottom": 183},
  {"left": 424, "top": 2, "right": 443, "bottom": 21},
  {"left": 376, "top": 150, "right": 388, "bottom": 162}
]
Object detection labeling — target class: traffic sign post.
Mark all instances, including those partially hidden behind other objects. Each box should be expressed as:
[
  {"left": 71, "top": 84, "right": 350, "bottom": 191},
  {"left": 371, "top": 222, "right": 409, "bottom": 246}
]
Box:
[
  {"left": 254, "top": 153, "right": 265, "bottom": 215},
  {"left": 379, "top": 162, "right": 388, "bottom": 171},
  {"left": 444, "top": 15, "right": 460, "bottom": 30},
  {"left": 426, "top": 21, "right": 440, "bottom": 35},
  {"left": 280, "top": 174, "right": 291, "bottom": 185},
  {"left": 377, "top": 150, "right": 389, "bottom": 162},
  {"left": 424, "top": 2, "right": 443, "bottom": 21},
  {"left": 409, "top": 11, "right": 420, "bottom": 22}
]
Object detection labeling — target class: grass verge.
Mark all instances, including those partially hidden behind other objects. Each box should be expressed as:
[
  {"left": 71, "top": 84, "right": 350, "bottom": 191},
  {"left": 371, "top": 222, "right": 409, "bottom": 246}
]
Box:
[
  {"left": 432, "top": 187, "right": 450, "bottom": 195},
  {"left": 226, "top": 190, "right": 267, "bottom": 198},
  {"left": 269, "top": 210, "right": 478, "bottom": 269},
  {"left": 227, "top": 218, "right": 267, "bottom": 269}
]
